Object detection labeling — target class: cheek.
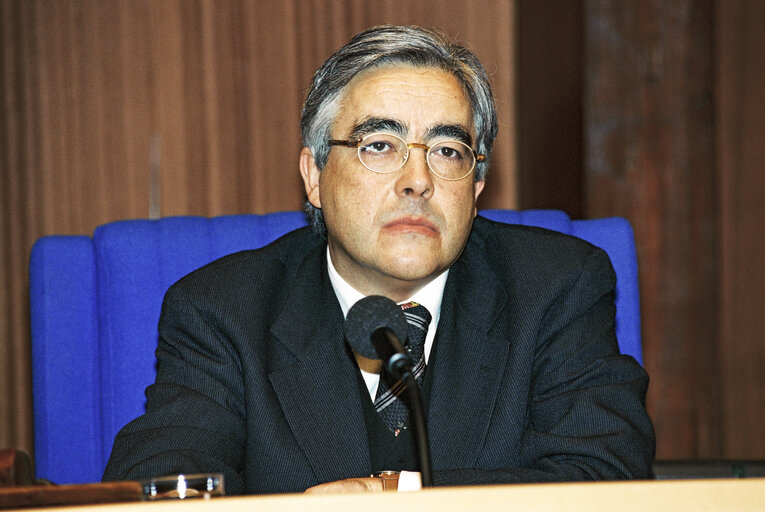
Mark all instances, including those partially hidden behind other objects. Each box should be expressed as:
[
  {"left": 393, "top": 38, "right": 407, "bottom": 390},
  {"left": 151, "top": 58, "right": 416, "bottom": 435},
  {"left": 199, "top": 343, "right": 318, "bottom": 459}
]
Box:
[
  {"left": 440, "top": 185, "right": 479, "bottom": 243},
  {"left": 321, "top": 168, "right": 382, "bottom": 227},
  {"left": 444, "top": 183, "right": 479, "bottom": 218}
]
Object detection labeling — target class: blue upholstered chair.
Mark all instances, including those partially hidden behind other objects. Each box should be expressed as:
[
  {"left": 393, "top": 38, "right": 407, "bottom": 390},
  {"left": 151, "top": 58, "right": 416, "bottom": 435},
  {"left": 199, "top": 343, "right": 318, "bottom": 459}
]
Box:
[{"left": 29, "top": 209, "right": 642, "bottom": 485}]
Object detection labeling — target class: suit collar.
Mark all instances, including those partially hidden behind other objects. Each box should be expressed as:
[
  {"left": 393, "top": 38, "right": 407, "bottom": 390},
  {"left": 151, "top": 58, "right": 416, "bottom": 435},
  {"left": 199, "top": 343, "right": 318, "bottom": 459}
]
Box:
[
  {"left": 427, "top": 225, "right": 514, "bottom": 469},
  {"left": 268, "top": 243, "right": 372, "bottom": 482}
]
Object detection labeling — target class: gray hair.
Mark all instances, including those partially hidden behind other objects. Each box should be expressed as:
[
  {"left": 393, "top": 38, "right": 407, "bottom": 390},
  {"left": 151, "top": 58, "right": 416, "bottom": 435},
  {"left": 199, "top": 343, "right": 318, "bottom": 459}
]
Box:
[{"left": 300, "top": 25, "right": 498, "bottom": 235}]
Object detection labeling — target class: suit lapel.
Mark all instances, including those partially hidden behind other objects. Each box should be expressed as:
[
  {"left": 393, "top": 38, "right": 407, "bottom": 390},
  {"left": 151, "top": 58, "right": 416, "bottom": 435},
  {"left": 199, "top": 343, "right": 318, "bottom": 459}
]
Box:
[
  {"left": 427, "top": 232, "right": 514, "bottom": 469},
  {"left": 267, "top": 246, "right": 371, "bottom": 482},
  {"left": 263, "top": 223, "right": 515, "bottom": 478}
]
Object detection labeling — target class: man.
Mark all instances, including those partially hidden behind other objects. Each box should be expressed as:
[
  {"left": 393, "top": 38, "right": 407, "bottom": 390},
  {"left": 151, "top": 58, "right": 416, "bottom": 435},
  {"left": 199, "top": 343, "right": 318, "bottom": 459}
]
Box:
[{"left": 103, "top": 25, "right": 654, "bottom": 494}]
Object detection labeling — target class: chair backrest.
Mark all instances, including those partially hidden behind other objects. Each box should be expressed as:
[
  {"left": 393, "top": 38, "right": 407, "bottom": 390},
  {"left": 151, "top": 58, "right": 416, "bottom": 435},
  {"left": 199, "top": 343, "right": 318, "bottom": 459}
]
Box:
[{"left": 29, "top": 209, "right": 642, "bottom": 485}]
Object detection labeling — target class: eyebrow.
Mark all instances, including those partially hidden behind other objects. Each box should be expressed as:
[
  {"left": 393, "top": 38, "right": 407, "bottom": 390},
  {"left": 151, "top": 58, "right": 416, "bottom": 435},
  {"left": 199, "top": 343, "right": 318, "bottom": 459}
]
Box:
[
  {"left": 349, "top": 117, "right": 406, "bottom": 139},
  {"left": 348, "top": 117, "right": 474, "bottom": 147},
  {"left": 424, "top": 124, "right": 474, "bottom": 147}
]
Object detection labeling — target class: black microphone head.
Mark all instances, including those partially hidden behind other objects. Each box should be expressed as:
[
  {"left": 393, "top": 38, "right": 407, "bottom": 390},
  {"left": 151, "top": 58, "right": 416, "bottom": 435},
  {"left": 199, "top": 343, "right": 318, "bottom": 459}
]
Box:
[{"left": 344, "top": 295, "right": 409, "bottom": 359}]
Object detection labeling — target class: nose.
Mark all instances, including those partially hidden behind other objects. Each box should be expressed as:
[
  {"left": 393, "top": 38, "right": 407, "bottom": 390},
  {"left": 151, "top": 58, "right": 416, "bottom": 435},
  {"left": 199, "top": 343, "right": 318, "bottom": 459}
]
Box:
[{"left": 395, "top": 144, "right": 434, "bottom": 199}]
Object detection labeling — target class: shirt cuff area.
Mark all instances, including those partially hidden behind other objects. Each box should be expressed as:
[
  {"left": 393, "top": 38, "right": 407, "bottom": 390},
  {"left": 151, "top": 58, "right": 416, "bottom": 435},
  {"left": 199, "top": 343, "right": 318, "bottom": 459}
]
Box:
[{"left": 397, "top": 471, "right": 422, "bottom": 492}]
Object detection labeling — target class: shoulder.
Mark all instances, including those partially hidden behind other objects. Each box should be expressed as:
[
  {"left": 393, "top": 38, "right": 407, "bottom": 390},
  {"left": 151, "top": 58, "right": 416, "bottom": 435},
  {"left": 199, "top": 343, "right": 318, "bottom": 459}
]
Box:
[
  {"left": 167, "top": 226, "right": 324, "bottom": 305},
  {"left": 470, "top": 215, "right": 608, "bottom": 270},
  {"left": 463, "top": 216, "right": 616, "bottom": 300}
]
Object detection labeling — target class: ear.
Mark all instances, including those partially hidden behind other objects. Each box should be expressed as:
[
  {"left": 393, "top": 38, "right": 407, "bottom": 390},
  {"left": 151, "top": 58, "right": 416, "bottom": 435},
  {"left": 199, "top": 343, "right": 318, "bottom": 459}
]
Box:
[
  {"left": 299, "top": 147, "right": 322, "bottom": 208},
  {"left": 472, "top": 179, "right": 486, "bottom": 216}
]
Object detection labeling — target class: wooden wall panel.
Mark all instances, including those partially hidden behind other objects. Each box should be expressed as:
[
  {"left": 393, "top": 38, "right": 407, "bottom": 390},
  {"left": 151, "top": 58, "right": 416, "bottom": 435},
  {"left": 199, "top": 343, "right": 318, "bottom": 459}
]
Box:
[
  {"left": 516, "top": 0, "right": 584, "bottom": 217},
  {"left": 0, "top": 0, "right": 516, "bottom": 460},
  {"left": 584, "top": 0, "right": 722, "bottom": 458},
  {"left": 1, "top": 0, "right": 37, "bottom": 457},
  {"left": 717, "top": 0, "right": 765, "bottom": 458},
  {"left": 585, "top": 0, "right": 765, "bottom": 460}
]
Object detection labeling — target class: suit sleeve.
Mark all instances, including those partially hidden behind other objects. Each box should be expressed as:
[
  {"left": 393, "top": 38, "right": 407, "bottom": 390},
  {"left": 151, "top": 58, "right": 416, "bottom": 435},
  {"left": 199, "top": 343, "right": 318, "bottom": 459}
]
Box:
[
  {"left": 434, "top": 247, "right": 655, "bottom": 486},
  {"left": 102, "top": 285, "right": 248, "bottom": 494}
]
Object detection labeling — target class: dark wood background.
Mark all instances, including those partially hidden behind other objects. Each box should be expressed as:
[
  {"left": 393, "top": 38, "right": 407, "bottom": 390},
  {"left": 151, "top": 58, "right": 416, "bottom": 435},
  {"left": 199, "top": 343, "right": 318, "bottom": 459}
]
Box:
[{"left": 1, "top": 0, "right": 763, "bottom": 471}]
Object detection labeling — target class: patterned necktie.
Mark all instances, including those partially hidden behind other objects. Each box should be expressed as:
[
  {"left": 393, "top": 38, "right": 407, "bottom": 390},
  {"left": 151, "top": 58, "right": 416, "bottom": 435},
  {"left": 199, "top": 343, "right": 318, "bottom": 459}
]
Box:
[{"left": 374, "top": 302, "right": 431, "bottom": 436}]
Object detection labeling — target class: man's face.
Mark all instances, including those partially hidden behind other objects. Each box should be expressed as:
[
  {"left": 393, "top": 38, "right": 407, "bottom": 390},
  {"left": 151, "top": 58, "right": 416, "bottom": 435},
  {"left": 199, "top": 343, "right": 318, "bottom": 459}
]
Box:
[{"left": 300, "top": 66, "right": 485, "bottom": 301}]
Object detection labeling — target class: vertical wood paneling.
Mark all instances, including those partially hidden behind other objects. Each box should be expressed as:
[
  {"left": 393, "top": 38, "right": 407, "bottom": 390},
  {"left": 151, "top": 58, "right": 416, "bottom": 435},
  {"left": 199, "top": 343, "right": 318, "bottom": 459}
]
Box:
[
  {"left": 0, "top": 0, "right": 24, "bottom": 451},
  {"left": 199, "top": 0, "right": 224, "bottom": 214},
  {"left": 516, "top": 0, "right": 583, "bottom": 216},
  {"left": 1, "top": 0, "right": 35, "bottom": 454},
  {"left": 119, "top": 0, "right": 153, "bottom": 217},
  {"left": 465, "top": 0, "right": 516, "bottom": 210},
  {"left": 247, "top": 0, "right": 305, "bottom": 214},
  {"left": 717, "top": 0, "right": 765, "bottom": 458},
  {"left": 151, "top": 0, "right": 187, "bottom": 217},
  {"left": 584, "top": 0, "right": 722, "bottom": 459},
  {"left": 1, "top": 0, "right": 516, "bottom": 459}
]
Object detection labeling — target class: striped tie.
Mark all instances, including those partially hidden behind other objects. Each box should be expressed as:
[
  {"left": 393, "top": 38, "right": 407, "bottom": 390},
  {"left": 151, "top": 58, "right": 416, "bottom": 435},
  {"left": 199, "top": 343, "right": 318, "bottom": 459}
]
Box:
[{"left": 374, "top": 302, "right": 431, "bottom": 436}]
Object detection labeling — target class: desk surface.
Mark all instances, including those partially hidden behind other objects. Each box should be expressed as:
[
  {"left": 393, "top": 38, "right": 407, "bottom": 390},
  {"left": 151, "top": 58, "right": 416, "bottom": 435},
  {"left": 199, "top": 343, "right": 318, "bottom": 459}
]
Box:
[{"left": 5, "top": 478, "right": 765, "bottom": 512}]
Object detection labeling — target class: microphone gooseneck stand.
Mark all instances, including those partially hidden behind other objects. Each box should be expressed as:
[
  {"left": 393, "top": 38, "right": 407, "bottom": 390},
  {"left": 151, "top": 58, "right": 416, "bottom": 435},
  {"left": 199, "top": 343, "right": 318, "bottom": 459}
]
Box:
[
  {"left": 402, "top": 370, "right": 432, "bottom": 487},
  {"left": 345, "top": 295, "right": 435, "bottom": 488},
  {"left": 383, "top": 330, "right": 433, "bottom": 487}
]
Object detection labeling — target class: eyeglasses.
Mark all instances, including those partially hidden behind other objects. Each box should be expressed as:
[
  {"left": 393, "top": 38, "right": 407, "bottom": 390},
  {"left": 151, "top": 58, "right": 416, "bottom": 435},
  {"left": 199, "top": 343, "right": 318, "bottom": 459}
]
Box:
[{"left": 328, "top": 132, "right": 485, "bottom": 181}]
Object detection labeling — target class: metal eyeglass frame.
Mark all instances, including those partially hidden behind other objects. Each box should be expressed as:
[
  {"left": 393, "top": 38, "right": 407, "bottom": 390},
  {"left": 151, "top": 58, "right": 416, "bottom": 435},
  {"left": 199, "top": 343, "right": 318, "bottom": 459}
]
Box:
[{"left": 328, "top": 132, "right": 485, "bottom": 181}]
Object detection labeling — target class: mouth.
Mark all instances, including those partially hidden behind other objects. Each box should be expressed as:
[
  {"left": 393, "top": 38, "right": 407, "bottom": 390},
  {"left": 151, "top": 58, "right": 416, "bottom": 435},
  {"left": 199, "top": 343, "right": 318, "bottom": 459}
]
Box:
[{"left": 382, "top": 216, "right": 440, "bottom": 236}]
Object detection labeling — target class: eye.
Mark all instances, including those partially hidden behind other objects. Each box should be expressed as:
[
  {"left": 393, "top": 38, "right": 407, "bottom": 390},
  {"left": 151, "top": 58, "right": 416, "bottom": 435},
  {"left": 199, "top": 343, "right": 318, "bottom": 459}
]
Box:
[
  {"left": 431, "top": 143, "right": 466, "bottom": 160},
  {"left": 359, "top": 134, "right": 403, "bottom": 157},
  {"left": 364, "top": 140, "right": 394, "bottom": 153}
]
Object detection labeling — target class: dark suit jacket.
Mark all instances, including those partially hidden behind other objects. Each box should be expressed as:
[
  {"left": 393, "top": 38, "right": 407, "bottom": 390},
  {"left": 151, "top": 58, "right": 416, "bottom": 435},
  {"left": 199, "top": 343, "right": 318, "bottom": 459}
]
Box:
[{"left": 103, "top": 216, "right": 655, "bottom": 494}]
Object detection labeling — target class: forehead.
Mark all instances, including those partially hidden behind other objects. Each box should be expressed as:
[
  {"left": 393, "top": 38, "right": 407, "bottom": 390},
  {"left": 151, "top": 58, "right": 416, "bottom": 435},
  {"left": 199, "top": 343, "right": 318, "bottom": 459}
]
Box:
[{"left": 335, "top": 65, "right": 474, "bottom": 136}]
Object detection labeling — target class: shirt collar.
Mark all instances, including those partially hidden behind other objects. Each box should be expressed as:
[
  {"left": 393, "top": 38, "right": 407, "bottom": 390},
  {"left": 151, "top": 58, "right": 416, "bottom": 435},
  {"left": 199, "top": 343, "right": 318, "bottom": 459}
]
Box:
[{"left": 326, "top": 246, "right": 448, "bottom": 324}]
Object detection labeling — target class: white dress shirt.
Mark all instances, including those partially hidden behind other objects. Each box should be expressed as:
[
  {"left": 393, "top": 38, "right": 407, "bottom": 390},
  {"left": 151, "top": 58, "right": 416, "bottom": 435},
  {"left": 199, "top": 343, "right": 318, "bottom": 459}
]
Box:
[
  {"left": 326, "top": 247, "right": 448, "bottom": 398},
  {"left": 326, "top": 247, "right": 448, "bottom": 491}
]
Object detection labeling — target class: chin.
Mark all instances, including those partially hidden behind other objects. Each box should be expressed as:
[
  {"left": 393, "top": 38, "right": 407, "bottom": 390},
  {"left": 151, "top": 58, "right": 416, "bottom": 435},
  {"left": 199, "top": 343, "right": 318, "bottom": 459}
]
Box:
[{"left": 381, "top": 258, "right": 440, "bottom": 282}]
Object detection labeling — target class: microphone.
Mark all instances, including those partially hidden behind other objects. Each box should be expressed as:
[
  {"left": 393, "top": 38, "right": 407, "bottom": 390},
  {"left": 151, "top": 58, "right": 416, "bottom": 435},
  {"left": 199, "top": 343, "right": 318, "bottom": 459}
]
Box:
[
  {"left": 344, "top": 295, "right": 433, "bottom": 487},
  {"left": 344, "top": 295, "right": 413, "bottom": 378}
]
